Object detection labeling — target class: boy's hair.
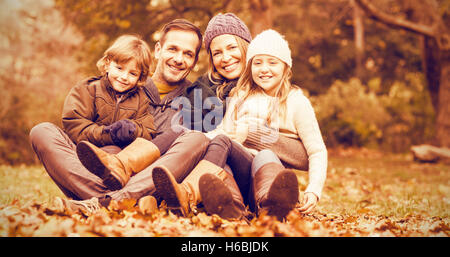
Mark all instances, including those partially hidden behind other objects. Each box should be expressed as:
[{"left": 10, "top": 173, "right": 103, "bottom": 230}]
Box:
[
  {"left": 159, "top": 19, "right": 203, "bottom": 63},
  {"left": 230, "top": 56, "right": 296, "bottom": 124},
  {"left": 207, "top": 35, "right": 249, "bottom": 93},
  {"left": 97, "top": 34, "right": 152, "bottom": 87}
]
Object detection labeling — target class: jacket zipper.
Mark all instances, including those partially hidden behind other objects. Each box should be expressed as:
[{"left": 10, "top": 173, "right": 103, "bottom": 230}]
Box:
[{"left": 113, "top": 94, "right": 124, "bottom": 122}]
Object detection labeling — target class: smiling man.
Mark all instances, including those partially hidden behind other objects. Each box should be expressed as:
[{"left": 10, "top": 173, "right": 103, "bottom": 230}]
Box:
[
  {"left": 153, "top": 29, "right": 199, "bottom": 85},
  {"left": 144, "top": 19, "right": 203, "bottom": 132}
]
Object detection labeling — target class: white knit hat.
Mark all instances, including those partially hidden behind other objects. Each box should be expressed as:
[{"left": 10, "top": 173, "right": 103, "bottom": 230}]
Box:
[{"left": 246, "top": 29, "right": 292, "bottom": 67}]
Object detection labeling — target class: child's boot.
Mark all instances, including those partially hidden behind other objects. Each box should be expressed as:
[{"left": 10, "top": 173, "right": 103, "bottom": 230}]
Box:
[
  {"left": 252, "top": 162, "right": 299, "bottom": 220},
  {"left": 77, "top": 138, "right": 160, "bottom": 190}
]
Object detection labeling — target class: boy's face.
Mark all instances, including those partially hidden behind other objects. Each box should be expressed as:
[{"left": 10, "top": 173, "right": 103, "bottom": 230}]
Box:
[
  {"left": 251, "top": 54, "right": 286, "bottom": 96},
  {"left": 106, "top": 59, "right": 140, "bottom": 92},
  {"left": 152, "top": 29, "right": 200, "bottom": 85}
]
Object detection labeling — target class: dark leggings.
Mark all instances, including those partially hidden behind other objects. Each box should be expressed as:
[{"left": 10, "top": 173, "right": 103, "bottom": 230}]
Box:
[
  {"left": 203, "top": 134, "right": 253, "bottom": 203},
  {"left": 150, "top": 126, "right": 185, "bottom": 155}
]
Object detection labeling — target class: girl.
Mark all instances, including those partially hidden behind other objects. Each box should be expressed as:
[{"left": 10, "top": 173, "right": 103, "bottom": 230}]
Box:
[{"left": 153, "top": 30, "right": 327, "bottom": 221}]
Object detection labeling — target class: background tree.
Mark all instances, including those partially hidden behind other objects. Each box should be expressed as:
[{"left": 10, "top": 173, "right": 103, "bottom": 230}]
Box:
[
  {"left": 0, "top": 0, "right": 83, "bottom": 164},
  {"left": 0, "top": 0, "right": 440, "bottom": 164},
  {"left": 355, "top": 0, "right": 450, "bottom": 147}
]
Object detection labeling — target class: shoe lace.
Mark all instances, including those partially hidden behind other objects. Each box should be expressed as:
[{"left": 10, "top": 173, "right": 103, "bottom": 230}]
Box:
[{"left": 69, "top": 198, "right": 101, "bottom": 215}]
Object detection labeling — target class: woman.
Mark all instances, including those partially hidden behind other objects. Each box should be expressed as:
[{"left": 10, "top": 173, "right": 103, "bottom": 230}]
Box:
[{"left": 182, "top": 13, "right": 252, "bottom": 132}]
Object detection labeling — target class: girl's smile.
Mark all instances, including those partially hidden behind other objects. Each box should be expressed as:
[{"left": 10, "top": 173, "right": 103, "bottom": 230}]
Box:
[{"left": 251, "top": 54, "right": 286, "bottom": 96}]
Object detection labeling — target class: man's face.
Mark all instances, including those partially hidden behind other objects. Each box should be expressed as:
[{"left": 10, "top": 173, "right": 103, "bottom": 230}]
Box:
[{"left": 153, "top": 29, "right": 200, "bottom": 85}]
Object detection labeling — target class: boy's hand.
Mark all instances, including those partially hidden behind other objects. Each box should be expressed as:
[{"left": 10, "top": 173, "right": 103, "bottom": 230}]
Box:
[
  {"left": 104, "top": 119, "right": 137, "bottom": 147},
  {"left": 298, "top": 192, "right": 318, "bottom": 214}
]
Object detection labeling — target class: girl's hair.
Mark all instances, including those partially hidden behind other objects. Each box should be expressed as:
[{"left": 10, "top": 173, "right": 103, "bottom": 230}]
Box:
[
  {"left": 207, "top": 35, "right": 249, "bottom": 98},
  {"left": 230, "top": 56, "right": 297, "bottom": 124},
  {"left": 96, "top": 34, "right": 152, "bottom": 87}
]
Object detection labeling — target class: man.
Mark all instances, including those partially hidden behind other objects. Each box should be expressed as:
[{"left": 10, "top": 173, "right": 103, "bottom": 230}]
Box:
[
  {"left": 144, "top": 19, "right": 203, "bottom": 133},
  {"left": 29, "top": 19, "right": 208, "bottom": 214}
]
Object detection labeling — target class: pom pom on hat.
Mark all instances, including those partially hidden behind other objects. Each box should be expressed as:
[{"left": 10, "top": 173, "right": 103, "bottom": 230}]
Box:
[
  {"left": 204, "top": 13, "right": 252, "bottom": 52},
  {"left": 246, "top": 29, "right": 292, "bottom": 67}
]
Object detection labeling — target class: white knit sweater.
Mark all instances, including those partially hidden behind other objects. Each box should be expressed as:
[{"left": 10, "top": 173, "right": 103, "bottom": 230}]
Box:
[{"left": 206, "top": 88, "right": 328, "bottom": 199}]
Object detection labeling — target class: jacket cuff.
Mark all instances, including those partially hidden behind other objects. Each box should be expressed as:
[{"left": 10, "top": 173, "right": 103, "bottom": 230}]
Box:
[
  {"left": 100, "top": 126, "right": 114, "bottom": 145},
  {"left": 305, "top": 183, "right": 322, "bottom": 200}
]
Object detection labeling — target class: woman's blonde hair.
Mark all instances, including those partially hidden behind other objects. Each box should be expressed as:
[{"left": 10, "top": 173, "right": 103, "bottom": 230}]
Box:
[
  {"left": 96, "top": 34, "right": 153, "bottom": 87},
  {"left": 207, "top": 35, "right": 249, "bottom": 97},
  {"left": 230, "top": 56, "right": 296, "bottom": 124}
]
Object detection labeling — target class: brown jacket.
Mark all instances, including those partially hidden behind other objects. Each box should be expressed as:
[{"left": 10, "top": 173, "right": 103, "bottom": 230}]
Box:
[{"left": 62, "top": 76, "right": 156, "bottom": 146}]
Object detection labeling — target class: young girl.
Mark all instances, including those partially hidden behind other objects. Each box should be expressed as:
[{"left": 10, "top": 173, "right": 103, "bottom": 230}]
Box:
[
  {"left": 152, "top": 30, "right": 327, "bottom": 220},
  {"left": 72, "top": 34, "right": 187, "bottom": 191}
]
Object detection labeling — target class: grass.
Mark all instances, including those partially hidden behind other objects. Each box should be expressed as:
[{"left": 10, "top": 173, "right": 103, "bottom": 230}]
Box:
[
  {"left": 0, "top": 149, "right": 448, "bottom": 237},
  {"left": 296, "top": 150, "right": 449, "bottom": 218},
  {"left": 1, "top": 150, "right": 448, "bottom": 218},
  {"left": 0, "top": 164, "right": 64, "bottom": 205}
]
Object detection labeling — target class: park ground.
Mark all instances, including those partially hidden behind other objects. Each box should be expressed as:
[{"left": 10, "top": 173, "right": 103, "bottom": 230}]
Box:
[{"left": 0, "top": 148, "right": 448, "bottom": 237}]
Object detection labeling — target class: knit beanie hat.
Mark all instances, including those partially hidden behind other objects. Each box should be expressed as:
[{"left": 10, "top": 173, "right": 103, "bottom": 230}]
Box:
[
  {"left": 204, "top": 13, "right": 252, "bottom": 52},
  {"left": 246, "top": 29, "right": 292, "bottom": 68}
]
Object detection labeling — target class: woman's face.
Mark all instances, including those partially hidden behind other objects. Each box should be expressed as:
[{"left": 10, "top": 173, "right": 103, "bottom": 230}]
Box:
[
  {"left": 251, "top": 54, "right": 286, "bottom": 96},
  {"left": 210, "top": 34, "right": 244, "bottom": 80},
  {"left": 106, "top": 59, "right": 141, "bottom": 92}
]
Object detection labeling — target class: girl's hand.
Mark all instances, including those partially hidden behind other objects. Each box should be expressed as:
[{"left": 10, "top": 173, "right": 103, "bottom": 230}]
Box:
[{"left": 298, "top": 192, "right": 318, "bottom": 214}]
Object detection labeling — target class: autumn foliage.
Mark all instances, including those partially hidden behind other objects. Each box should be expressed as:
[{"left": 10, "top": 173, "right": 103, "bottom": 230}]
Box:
[{"left": 1, "top": 149, "right": 448, "bottom": 237}]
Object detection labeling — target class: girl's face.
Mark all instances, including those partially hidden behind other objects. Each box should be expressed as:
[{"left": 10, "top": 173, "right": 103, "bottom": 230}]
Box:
[
  {"left": 106, "top": 59, "right": 141, "bottom": 92},
  {"left": 210, "top": 34, "right": 244, "bottom": 80},
  {"left": 251, "top": 54, "right": 286, "bottom": 96}
]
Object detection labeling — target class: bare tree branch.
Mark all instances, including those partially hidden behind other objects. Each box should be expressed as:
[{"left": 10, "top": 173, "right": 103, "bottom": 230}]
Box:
[{"left": 354, "top": 0, "right": 436, "bottom": 37}]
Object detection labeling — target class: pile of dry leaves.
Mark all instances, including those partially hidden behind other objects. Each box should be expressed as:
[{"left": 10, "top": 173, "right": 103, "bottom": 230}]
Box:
[{"left": 1, "top": 198, "right": 447, "bottom": 237}]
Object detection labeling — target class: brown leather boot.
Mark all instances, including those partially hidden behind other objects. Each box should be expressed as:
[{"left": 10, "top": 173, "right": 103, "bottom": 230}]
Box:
[
  {"left": 252, "top": 162, "right": 299, "bottom": 221},
  {"left": 77, "top": 138, "right": 161, "bottom": 190},
  {"left": 152, "top": 160, "right": 228, "bottom": 216},
  {"left": 199, "top": 172, "right": 247, "bottom": 220}
]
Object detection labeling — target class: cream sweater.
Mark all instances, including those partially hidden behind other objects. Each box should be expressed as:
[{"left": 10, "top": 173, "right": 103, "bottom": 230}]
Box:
[{"left": 206, "top": 88, "right": 328, "bottom": 199}]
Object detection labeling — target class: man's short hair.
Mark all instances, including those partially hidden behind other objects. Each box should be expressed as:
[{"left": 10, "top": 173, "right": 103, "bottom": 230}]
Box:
[{"left": 159, "top": 19, "right": 203, "bottom": 62}]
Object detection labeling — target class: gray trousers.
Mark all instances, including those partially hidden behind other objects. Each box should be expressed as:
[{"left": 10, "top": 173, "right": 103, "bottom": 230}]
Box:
[{"left": 29, "top": 122, "right": 209, "bottom": 201}]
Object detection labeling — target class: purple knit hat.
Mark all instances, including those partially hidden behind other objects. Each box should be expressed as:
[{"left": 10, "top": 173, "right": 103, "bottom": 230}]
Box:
[{"left": 203, "top": 13, "right": 252, "bottom": 52}]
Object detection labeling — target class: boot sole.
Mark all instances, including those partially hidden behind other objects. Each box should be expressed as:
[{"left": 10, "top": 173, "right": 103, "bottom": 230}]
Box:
[
  {"left": 76, "top": 141, "right": 122, "bottom": 190},
  {"left": 152, "top": 166, "right": 187, "bottom": 216},
  {"left": 266, "top": 170, "right": 299, "bottom": 220},
  {"left": 199, "top": 174, "right": 239, "bottom": 219}
]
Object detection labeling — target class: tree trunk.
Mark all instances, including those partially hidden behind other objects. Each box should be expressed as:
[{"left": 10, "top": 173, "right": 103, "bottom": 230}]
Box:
[
  {"left": 352, "top": 0, "right": 365, "bottom": 81},
  {"left": 249, "top": 0, "right": 273, "bottom": 36},
  {"left": 435, "top": 51, "right": 450, "bottom": 147},
  {"left": 354, "top": 0, "right": 450, "bottom": 147}
]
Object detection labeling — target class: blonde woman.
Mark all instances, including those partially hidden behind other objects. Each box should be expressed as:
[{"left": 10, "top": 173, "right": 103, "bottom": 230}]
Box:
[{"left": 182, "top": 13, "right": 252, "bottom": 132}]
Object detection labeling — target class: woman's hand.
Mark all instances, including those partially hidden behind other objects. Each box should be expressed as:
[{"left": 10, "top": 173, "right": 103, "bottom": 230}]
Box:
[{"left": 298, "top": 192, "right": 318, "bottom": 214}]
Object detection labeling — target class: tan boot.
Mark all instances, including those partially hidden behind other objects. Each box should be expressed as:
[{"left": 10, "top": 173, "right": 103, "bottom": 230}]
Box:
[
  {"left": 152, "top": 160, "right": 228, "bottom": 216},
  {"left": 252, "top": 163, "right": 299, "bottom": 221},
  {"left": 77, "top": 138, "right": 160, "bottom": 190},
  {"left": 199, "top": 172, "right": 247, "bottom": 220}
]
